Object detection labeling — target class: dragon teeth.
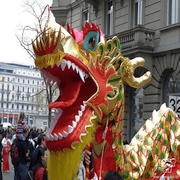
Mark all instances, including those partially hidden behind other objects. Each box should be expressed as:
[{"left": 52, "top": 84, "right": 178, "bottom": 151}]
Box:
[
  {"left": 71, "top": 63, "right": 76, "bottom": 70},
  {"left": 54, "top": 133, "right": 58, "bottom": 140},
  {"left": 67, "top": 60, "right": 71, "bottom": 69},
  {"left": 72, "top": 121, "right": 77, "bottom": 128},
  {"left": 79, "top": 69, "right": 85, "bottom": 82},
  {"left": 50, "top": 134, "right": 54, "bottom": 141},
  {"left": 63, "top": 131, "right": 68, "bottom": 137},
  {"left": 58, "top": 133, "right": 63, "bottom": 140},
  {"left": 61, "top": 60, "right": 66, "bottom": 71},
  {"left": 75, "top": 115, "right": 80, "bottom": 122},
  {"left": 68, "top": 125, "right": 73, "bottom": 133},
  {"left": 60, "top": 59, "right": 88, "bottom": 83},
  {"left": 46, "top": 102, "right": 87, "bottom": 141},
  {"left": 78, "top": 110, "right": 82, "bottom": 116}
]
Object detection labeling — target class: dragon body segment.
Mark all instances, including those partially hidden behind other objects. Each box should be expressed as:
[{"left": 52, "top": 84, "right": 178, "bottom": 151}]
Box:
[{"left": 31, "top": 19, "right": 180, "bottom": 180}]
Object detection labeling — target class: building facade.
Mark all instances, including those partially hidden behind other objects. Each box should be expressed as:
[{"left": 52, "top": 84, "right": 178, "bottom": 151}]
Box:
[
  {"left": 51, "top": 0, "right": 180, "bottom": 142},
  {"left": 0, "top": 62, "right": 49, "bottom": 129}
]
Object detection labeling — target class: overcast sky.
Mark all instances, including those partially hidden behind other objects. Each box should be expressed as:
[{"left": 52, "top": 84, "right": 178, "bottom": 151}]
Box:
[{"left": 0, "top": 0, "right": 53, "bottom": 66}]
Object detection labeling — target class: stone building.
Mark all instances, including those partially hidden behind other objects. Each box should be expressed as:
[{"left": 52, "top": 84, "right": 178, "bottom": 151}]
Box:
[
  {"left": 51, "top": 0, "right": 180, "bottom": 142},
  {"left": 0, "top": 62, "right": 49, "bottom": 129}
]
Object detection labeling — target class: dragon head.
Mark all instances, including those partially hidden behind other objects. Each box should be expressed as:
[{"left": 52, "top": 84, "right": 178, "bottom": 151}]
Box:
[{"left": 32, "top": 20, "right": 151, "bottom": 152}]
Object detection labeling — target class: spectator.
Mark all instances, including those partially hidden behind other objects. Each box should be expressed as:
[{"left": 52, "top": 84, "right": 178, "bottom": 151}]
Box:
[
  {"left": 0, "top": 133, "right": 3, "bottom": 180},
  {"left": 0, "top": 124, "right": 5, "bottom": 137},
  {"left": 2, "top": 131, "right": 11, "bottom": 172},
  {"left": 30, "top": 126, "right": 38, "bottom": 140},
  {"left": 8, "top": 127, "right": 15, "bottom": 141},
  {"left": 14, "top": 126, "right": 30, "bottom": 180},
  {"left": 16, "top": 112, "right": 28, "bottom": 141},
  {"left": 104, "top": 171, "right": 123, "bottom": 180},
  {"left": 29, "top": 134, "right": 46, "bottom": 170},
  {"left": 26, "top": 131, "right": 35, "bottom": 170},
  {"left": 123, "top": 140, "right": 129, "bottom": 145},
  {"left": 33, "top": 147, "right": 48, "bottom": 180}
]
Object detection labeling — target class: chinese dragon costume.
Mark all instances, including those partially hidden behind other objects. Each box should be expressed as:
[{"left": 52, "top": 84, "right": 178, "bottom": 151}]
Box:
[{"left": 31, "top": 17, "right": 180, "bottom": 179}]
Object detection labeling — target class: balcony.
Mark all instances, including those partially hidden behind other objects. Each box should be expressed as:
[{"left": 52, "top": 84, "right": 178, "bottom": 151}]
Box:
[
  {"left": 155, "top": 23, "right": 180, "bottom": 54},
  {"left": 51, "top": 0, "right": 73, "bottom": 26},
  {"left": 106, "top": 25, "right": 155, "bottom": 56}
]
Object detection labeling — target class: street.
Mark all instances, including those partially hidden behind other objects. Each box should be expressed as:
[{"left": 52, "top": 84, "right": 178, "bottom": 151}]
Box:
[
  {"left": 3, "top": 169, "right": 14, "bottom": 180},
  {"left": 2, "top": 157, "right": 14, "bottom": 180}
]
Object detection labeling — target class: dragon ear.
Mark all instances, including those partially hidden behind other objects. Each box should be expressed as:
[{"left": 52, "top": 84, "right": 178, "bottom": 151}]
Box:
[
  {"left": 67, "top": 23, "right": 76, "bottom": 40},
  {"left": 67, "top": 23, "right": 83, "bottom": 43}
]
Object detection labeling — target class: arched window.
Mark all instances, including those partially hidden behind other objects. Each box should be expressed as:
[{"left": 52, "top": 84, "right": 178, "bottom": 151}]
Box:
[{"left": 163, "top": 70, "right": 180, "bottom": 115}]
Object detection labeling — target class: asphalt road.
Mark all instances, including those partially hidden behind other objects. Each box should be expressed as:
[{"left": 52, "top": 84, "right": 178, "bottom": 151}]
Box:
[
  {"left": 3, "top": 169, "right": 14, "bottom": 180},
  {"left": 2, "top": 156, "right": 14, "bottom": 180}
]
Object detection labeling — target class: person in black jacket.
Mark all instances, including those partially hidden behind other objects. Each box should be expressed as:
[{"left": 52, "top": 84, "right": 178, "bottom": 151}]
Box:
[
  {"left": 14, "top": 127, "right": 30, "bottom": 180},
  {"left": 29, "top": 134, "right": 46, "bottom": 171},
  {"left": 104, "top": 171, "right": 123, "bottom": 180}
]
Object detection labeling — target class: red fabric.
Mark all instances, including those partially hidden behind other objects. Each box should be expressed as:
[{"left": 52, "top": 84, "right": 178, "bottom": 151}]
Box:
[
  {"left": 2, "top": 140, "right": 10, "bottom": 171},
  {"left": 89, "top": 170, "right": 95, "bottom": 179},
  {"left": 92, "top": 123, "right": 116, "bottom": 179},
  {"left": 34, "top": 167, "right": 45, "bottom": 180}
]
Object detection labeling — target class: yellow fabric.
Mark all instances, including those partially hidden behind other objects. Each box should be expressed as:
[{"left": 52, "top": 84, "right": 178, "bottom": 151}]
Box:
[{"left": 47, "top": 126, "right": 95, "bottom": 180}]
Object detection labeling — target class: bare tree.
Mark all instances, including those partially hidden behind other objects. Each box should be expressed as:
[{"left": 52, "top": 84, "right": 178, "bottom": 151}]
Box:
[{"left": 16, "top": 0, "right": 57, "bottom": 127}]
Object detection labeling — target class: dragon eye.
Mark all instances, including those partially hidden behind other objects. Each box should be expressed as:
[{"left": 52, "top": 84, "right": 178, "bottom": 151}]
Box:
[{"left": 83, "top": 31, "right": 100, "bottom": 51}]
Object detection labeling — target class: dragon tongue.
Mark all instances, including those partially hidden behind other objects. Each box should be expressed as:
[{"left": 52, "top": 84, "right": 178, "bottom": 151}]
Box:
[{"left": 49, "top": 81, "right": 83, "bottom": 109}]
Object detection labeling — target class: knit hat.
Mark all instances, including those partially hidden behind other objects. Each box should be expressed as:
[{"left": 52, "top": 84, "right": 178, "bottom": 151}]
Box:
[{"left": 23, "top": 124, "right": 29, "bottom": 132}]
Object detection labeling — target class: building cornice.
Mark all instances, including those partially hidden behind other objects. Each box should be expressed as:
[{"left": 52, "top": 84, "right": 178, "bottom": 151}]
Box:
[{"left": 66, "top": 0, "right": 83, "bottom": 9}]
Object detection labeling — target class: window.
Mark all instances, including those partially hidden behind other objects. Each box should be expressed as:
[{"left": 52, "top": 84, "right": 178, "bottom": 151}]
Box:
[
  {"left": 1, "top": 77, "right": 5, "bottom": 82},
  {"left": 106, "top": 0, "right": 113, "bottom": 35},
  {"left": 163, "top": 70, "right": 180, "bottom": 104},
  {"left": 12, "top": 94, "right": 14, "bottom": 101},
  {"left": 135, "top": 0, "right": 142, "bottom": 25},
  {"left": 167, "top": 0, "right": 178, "bottom": 25},
  {"left": 43, "top": 121, "right": 48, "bottom": 126},
  {"left": 82, "top": 9, "right": 89, "bottom": 25}
]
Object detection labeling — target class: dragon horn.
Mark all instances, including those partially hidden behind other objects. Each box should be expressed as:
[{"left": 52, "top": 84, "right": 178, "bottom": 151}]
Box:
[{"left": 121, "top": 57, "right": 151, "bottom": 88}]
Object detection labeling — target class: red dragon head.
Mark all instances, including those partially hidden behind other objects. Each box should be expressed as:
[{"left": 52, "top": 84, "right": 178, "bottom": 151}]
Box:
[
  {"left": 31, "top": 19, "right": 151, "bottom": 179},
  {"left": 32, "top": 20, "right": 151, "bottom": 151}
]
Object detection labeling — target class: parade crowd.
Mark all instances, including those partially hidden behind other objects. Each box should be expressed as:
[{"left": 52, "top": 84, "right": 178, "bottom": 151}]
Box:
[{"left": 0, "top": 112, "right": 47, "bottom": 180}]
